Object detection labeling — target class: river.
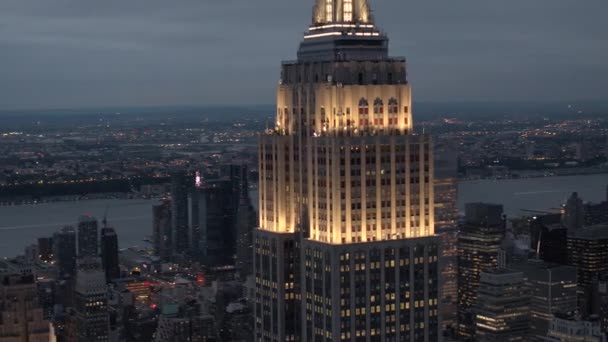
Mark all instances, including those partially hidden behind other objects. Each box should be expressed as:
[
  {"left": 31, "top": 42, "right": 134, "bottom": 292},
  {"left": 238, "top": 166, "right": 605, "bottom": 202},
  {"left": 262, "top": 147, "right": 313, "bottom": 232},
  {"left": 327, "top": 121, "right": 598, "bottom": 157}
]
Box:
[{"left": 0, "top": 174, "right": 605, "bottom": 258}]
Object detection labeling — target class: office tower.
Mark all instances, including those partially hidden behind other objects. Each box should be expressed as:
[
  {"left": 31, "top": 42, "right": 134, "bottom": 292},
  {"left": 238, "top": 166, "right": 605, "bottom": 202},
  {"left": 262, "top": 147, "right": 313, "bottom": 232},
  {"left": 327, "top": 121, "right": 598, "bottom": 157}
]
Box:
[
  {"left": 457, "top": 203, "right": 506, "bottom": 339},
  {"left": 562, "top": 192, "right": 585, "bottom": 233},
  {"left": 512, "top": 260, "right": 577, "bottom": 341},
  {"left": 191, "top": 179, "right": 235, "bottom": 266},
  {"left": 567, "top": 224, "right": 608, "bottom": 317},
  {"left": 171, "top": 171, "right": 191, "bottom": 255},
  {"left": 473, "top": 269, "right": 530, "bottom": 341},
  {"left": 254, "top": 0, "right": 439, "bottom": 340},
  {"left": 37, "top": 237, "right": 53, "bottom": 263},
  {"left": 0, "top": 274, "right": 51, "bottom": 342},
  {"left": 100, "top": 227, "right": 120, "bottom": 282},
  {"left": 152, "top": 199, "right": 172, "bottom": 261},
  {"left": 235, "top": 188, "right": 257, "bottom": 279},
  {"left": 78, "top": 215, "right": 99, "bottom": 257},
  {"left": 434, "top": 143, "right": 459, "bottom": 330},
  {"left": 529, "top": 213, "right": 568, "bottom": 264},
  {"left": 73, "top": 258, "right": 109, "bottom": 342},
  {"left": 546, "top": 312, "right": 607, "bottom": 342},
  {"left": 53, "top": 225, "right": 77, "bottom": 279}
]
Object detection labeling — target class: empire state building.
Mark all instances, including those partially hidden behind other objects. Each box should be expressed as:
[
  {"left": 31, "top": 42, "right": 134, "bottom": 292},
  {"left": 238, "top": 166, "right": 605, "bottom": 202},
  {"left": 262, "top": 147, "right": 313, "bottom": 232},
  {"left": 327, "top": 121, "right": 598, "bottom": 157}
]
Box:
[{"left": 254, "top": 0, "right": 439, "bottom": 340}]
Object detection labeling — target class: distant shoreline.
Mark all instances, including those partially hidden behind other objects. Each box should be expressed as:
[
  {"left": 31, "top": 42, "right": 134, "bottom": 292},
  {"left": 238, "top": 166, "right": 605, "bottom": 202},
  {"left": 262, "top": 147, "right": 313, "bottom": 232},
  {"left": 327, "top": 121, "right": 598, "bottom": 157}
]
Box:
[
  {"left": 459, "top": 168, "right": 608, "bottom": 181},
  {"left": 1, "top": 169, "right": 606, "bottom": 206},
  {"left": 0, "top": 193, "right": 162, "bottom": 207}
]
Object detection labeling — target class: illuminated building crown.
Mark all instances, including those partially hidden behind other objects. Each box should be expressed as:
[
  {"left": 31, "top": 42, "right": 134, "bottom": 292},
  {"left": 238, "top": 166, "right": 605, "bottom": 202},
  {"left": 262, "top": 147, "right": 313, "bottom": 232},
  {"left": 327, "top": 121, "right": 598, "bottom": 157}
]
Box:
[{"left": 299, "top": 0, "right": 387, "bottom": 61}]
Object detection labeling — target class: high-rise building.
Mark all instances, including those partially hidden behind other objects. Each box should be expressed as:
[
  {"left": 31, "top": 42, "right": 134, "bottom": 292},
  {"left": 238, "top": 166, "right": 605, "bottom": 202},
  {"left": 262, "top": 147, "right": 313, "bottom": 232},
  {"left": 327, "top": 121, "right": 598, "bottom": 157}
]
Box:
[
  {"left": 254, "top": 1, "right": 440, "bottom": 340},
  {"left": 37, "top": 237, "right": 53, "bottom": 263},
  {"left": 457, "top": 203, "right": 506, "bottom": 339},
  {"left": 152, "top": 199, "right": 172, "bottom": 261},
  {"left": 171, "top": 171, "right": 191, "bottom": 256},
  {"left": 77, "top": 215, "right": 98, "bottom": 258},
  {"left": 434, "top": 143, "right": 459, "bottom": 331},
  {"left": 0, "top": 274, "right": 51, "bottom": 342},
  {"left": 473, "top": 269, "right": 530, "bottom": 341},
  {"left": 512, "top": 260, "right": 578, "bottom": 341},
  {"left": 53, "top": 225, "right": 77, "bottom": 279},
  {"left": 73, "top": 258, "right": 109, "bottom": 342},
  {"left": 191, "top": 179, "right": 235, "bottom": 266},
  {"left": 235, "top": 187, "right": 257, "bottom": 279},
  {"left": 567, "top": 224, "right": 608, "bottom": 317},
  {"left": 562, "top": 192, "right": 585, "bottom": 234},
  {"left": 100, "top": 227, "right": 120, "bottom": 282}
]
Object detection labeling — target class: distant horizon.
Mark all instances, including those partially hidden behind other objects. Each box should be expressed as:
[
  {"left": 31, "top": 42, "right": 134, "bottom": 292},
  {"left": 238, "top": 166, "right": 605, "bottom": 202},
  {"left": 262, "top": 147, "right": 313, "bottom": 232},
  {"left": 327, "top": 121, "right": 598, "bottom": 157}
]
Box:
[
  {"left": 1, "top": 0, "right": 606, "bottom": 109},
  {"left": 2, "top": 99, "right": 607, "bottom": 115}
]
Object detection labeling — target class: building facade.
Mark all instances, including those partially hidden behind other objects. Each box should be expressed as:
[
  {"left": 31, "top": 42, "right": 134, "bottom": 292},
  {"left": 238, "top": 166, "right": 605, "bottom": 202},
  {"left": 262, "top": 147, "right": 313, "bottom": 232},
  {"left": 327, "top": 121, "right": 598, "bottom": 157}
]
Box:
[
  {"left": 0, "top": 274, "right": 50, "bottom": 342},
  {"left": 53, "top": 225, "right": 77, "bottom": 279},
  {"left": 457, "top": 203, "right": 506, "bottom": 339},
  {"left": 434, "top": 143, "right": 459, "bottom": 331},
  {"left": 567, "top": 224, "right": 608, "bottom": 317},
  {"left": 77, "top": 215, "right": 99, "bottom": 258},
  {"left": 512, "top": 260, "right": 577, "bottom": 341},
  {"left": 100, "top": 227, "right": 120, "bottom": 282},
  {"left": 473, "top": 269, "right": 530, "bottom": 341},
  {"left": 191, "top": 179, "right": 236, "bottom": 267},
  {"left": 73, "top": 258, "right": 109, "bottom": 342},
  {"left": 254, "top": 1, "right": 439, "bottom": 340},
  {"left": 152, "top": 199, "right": 172, "bottom": 261},
  {"left": 171, "top": 171, "right": 191, "bottom": 256}
]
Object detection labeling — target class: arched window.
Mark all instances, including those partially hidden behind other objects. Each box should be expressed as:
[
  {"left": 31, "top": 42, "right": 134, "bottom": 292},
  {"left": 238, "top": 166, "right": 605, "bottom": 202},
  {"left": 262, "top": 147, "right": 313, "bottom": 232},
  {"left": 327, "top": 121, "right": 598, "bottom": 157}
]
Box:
[
  {"left": 388, "top": 98, "right": 398, "bottom": 114},
  {"left": 358, "top": 98, "right": 369, "bottom": 115},
  {"left": 373, "top": 98, "right": 383, "bottom": 115},
  {"left": 358, "top": 98, "right": 369, "bottom": 126}
]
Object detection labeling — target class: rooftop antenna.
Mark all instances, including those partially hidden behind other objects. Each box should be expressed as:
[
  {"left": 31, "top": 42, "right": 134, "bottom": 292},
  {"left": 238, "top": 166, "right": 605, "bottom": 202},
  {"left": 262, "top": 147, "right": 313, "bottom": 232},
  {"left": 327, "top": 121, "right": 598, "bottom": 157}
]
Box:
[{"left": 102, "top": 204, "right": 109, "bottom": 228}]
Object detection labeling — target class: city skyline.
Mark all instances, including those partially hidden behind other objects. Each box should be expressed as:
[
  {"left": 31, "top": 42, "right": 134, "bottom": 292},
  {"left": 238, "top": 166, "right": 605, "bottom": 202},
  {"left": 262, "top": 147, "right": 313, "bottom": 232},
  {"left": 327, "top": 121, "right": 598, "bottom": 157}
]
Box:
[{"left": 1, "top": 0, "right": 607, "bottom": 110}]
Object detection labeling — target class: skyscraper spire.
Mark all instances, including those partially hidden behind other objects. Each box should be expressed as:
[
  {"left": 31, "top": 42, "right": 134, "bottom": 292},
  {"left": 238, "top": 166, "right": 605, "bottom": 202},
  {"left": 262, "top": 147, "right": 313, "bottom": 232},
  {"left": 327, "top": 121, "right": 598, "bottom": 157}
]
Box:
[{"left": 312, "top": 0, "right": 372, "bottom": 25}]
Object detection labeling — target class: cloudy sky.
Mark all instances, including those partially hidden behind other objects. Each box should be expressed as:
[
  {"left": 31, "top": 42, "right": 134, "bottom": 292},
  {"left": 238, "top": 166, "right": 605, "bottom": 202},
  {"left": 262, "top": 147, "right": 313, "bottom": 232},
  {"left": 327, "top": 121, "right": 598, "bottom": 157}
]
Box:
[{"left": 0, "top": 0, "right": 606, "bottom": 110}]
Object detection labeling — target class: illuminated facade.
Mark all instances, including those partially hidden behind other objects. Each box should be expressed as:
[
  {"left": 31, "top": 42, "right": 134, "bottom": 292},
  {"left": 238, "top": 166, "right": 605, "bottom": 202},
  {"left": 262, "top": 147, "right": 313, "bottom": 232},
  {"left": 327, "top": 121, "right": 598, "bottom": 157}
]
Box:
[
  {"left": 457, "top": 203, "right": 506, "bottom": 339},
  {"left": 567, "top": 224, "right": 608, "bottom": 317},
  {"left": 254, "top": 0, "right": 439, "bottom": 340}
]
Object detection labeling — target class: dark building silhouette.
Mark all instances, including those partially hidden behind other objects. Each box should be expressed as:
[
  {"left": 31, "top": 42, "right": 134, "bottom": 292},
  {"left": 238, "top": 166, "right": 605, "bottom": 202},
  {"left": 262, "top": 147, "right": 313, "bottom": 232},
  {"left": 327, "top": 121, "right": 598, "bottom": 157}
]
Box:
[
  {"left": 152, "top": 199, "right": 172, "bottom": 261},
  {"left": 235, "top": 186, "right": 257, "bottom": 279},
  {"left": 457, "top": 203, "right": 506, "bottom": 339},
  {"left": 78, "top": 215, "right": 99, "bottom": 257},
  {"left": 170, "top": 171, "right": 191, "bottom": 256},
  {"left": 191, "top": 179, "right": 235, "bottom": 267},
  {"left": 37, "top": 236, "right": 54, "bottom": 263},
  {"left": 562, "top": 192, "right": 585, "bottom": 234},
  {"left": 530, "top": 213, "right": 568, "bottom": 264},
  {"left": 53, "top": 225, "right": 77, "bottom": 279},
  {"left": 101, "top": 227, "right": 120, "bottom": 282}
]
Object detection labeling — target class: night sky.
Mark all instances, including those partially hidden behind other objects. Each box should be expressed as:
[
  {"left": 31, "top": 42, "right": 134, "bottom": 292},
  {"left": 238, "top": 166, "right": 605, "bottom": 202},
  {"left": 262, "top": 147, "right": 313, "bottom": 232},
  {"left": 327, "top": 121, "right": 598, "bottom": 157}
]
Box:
[{"left": 1, "top": 0, "right": 607, "bottom": 110}]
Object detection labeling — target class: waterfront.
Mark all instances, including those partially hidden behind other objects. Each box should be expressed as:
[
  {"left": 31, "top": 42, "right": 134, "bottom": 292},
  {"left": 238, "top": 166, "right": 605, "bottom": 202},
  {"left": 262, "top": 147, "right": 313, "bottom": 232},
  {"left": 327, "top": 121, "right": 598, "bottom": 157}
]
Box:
[{"left": 0, "top": 174, "right": 605, "bottom": 258}]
